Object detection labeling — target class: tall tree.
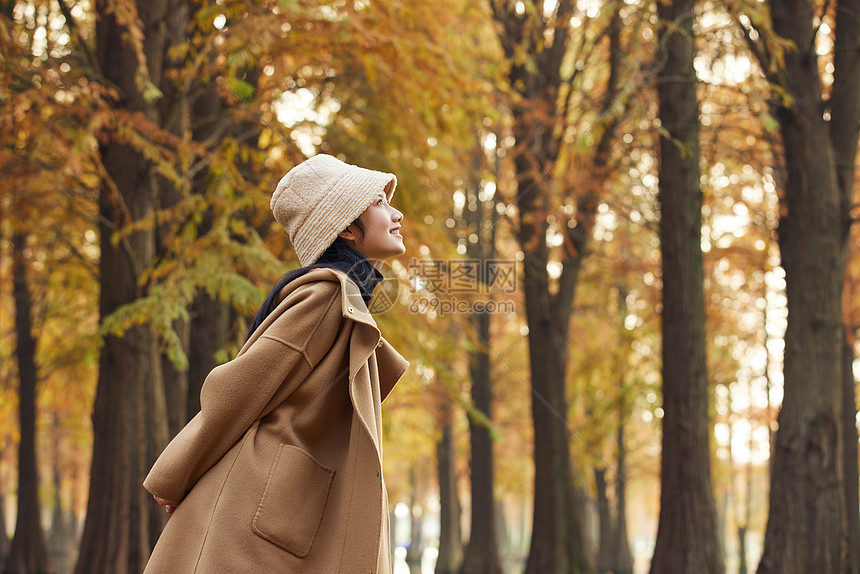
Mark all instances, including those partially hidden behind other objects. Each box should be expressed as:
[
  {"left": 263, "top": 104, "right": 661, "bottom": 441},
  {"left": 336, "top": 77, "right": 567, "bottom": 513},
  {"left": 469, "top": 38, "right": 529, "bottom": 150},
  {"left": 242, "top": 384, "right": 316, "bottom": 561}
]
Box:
[
  {"left": 589, "top": 294, "right": 639, "bottom": 572},
  {"left": 843, "top": 153, "right": 860, "bottom": 574},
  {"left": 595, "top": 383, "right": 633, "bottom": 574},
  {"left": 48, "top": 415, "right": 75, "bottom": 574},
  {"left": 492, "top": 0, "right": 591, "bottom": 551},
  {"left": 611, "top": 417, "right": 633, "bottom": 574},
  {"left": 74, "top": 1, "right": 187, "bottom": 571},
  {"left": 1, "top": 3, "right": 55, "bottom": 572},
  {"left": 593, "top": 466, "right": 614, "bottom": 573},
  {"left": 149, "top": 0, "right": 193, "bottom": 548},
  {"left": 489, "top": 1, "right": 628, "bottom": 570},
  {"left": 649, "top": 0, "right": 724, "bottom": 570},
  {"left": 155, "top": 11, "right": 191, "bottom": 437},
  {"left": 462, "top": 146, "right": 503, "bottom": 574},
  {"left": 731, "top": 0, "right": 860, "bottom": 569},
  {"left": 1, "top": 2, "right": 100, "bottom": 571},
  {"left": 4, "top": 232, "right": 53, "bottom": 574},
  {"left": 435, "top": 404, "right": 463, "bottom": 574},
  {"left": 185, "top": 86, "right": 236, "bottom": 422}
]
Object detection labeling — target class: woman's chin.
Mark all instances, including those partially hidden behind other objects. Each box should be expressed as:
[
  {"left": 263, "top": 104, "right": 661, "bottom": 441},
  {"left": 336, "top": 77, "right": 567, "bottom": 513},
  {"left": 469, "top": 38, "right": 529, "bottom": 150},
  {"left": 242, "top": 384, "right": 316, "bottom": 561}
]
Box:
[{"left": 382, "top": 237, "right": 406, "bottom": 257}]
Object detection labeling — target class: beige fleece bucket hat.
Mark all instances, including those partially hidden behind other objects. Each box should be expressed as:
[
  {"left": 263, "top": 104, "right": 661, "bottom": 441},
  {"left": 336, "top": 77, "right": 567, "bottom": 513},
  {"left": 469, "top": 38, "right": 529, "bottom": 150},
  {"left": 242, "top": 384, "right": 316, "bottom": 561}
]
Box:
[{"left": 271, "top": 154, "right": 397, "bottom": 266}]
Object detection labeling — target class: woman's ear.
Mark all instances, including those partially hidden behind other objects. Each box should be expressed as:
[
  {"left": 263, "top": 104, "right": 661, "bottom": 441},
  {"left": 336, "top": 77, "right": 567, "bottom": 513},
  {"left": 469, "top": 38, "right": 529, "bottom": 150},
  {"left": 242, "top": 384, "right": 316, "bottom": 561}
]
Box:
[{"left": 338, "top": 226, "right": 356, "bottom": 241}]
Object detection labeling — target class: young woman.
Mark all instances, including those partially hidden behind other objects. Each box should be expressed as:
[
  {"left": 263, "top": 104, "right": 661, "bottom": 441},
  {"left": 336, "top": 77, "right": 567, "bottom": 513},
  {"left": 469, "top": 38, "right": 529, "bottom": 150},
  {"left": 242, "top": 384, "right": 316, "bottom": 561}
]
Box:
[{"left": 143, "top": 154, "right": 410, "bottom": 573}]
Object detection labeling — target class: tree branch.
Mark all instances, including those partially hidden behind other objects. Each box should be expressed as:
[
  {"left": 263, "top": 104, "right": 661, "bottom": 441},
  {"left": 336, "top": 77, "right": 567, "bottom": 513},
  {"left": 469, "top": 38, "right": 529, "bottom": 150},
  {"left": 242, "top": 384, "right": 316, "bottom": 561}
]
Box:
[{"left": 56, "top": 0, "right": 100, "bottom": 75}]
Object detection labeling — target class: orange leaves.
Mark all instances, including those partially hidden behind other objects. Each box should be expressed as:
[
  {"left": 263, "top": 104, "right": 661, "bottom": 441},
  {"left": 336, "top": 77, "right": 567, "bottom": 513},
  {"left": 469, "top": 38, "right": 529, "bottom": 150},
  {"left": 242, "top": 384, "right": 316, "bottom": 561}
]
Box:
[{"left": 100, "top": 0, "right": 163, "bottom": 101}]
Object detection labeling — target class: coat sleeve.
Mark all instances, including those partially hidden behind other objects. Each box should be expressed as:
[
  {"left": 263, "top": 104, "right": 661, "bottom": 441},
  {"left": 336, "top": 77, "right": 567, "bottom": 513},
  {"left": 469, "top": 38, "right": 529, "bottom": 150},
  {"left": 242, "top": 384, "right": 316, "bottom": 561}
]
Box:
[{"left": 142, "top": 280, "right": 344, "bottom": 504}]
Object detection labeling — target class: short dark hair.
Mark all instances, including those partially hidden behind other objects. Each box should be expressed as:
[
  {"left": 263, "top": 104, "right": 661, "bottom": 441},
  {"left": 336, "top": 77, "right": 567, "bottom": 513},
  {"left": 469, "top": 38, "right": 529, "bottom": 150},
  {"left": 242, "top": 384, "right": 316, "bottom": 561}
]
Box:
[{"left": 348, "top": 216, "right": 365, "bottom": 240}]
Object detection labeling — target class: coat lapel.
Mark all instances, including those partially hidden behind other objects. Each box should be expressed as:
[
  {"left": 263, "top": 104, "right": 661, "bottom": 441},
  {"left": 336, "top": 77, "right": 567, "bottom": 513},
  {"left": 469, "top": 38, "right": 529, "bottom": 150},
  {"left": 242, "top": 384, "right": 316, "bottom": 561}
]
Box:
[
  {"left": 247, "top": 267, "right": 409, "bottom": 455},
  {"left": 375, "top": 337, "right": 409, "bottom": 402},
  {"left": 320, "top": 268, "right": 409, "bottom": 403}
]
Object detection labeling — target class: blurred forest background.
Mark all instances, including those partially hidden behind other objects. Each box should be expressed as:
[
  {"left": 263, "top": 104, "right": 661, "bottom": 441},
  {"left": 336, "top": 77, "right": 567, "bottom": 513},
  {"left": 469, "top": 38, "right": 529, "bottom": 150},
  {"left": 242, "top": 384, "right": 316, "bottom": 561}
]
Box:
[{"left": 0, "top": 0, "right": 859, "bottom": 573}]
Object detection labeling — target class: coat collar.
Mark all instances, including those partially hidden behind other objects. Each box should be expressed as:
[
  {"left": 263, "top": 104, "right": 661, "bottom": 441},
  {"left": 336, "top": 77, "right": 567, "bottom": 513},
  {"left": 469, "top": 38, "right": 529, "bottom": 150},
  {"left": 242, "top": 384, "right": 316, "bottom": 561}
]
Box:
[
  {"left": 300, "top": 268, "right": 409, "bottom": 404},
  {"left": 239, "top": 266, "right": 409, "bottom": 486},
  {"left": 288, "top": 267, "right": 379, "bottom": 329},
  {"left": 289, "top": 268, "right": 410, "bottom": 459},
  {"left": 245, "top": 267, "right": 408, "bottom": 404}
]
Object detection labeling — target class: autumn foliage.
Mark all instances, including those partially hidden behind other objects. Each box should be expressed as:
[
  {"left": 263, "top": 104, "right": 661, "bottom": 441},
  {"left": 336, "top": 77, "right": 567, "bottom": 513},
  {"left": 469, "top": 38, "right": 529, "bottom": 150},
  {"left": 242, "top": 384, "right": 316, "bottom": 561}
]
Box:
[{"left": 0, "top": 1, "right": 858, "bottom": 574}]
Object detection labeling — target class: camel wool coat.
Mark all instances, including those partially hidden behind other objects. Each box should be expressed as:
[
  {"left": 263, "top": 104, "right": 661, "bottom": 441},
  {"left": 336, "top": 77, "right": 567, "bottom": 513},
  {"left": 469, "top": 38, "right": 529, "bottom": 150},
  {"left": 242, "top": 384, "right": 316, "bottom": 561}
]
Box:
[{"left": 142, "top": 267, "right": 410, "bottom": 573}]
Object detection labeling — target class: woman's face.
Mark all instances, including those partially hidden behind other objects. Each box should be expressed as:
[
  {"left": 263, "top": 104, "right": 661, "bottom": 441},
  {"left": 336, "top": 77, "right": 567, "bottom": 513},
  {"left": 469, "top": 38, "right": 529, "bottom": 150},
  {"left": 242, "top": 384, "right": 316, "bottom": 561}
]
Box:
[{"left": 339, "top": 192, "right": 405, "bottom": 268}]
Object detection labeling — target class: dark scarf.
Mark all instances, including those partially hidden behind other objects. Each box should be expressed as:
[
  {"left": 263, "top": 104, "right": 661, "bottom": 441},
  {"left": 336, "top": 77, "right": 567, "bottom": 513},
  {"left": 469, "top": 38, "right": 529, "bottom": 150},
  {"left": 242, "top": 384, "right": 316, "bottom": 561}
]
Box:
[
  {"left": 312, "top": 238, "right": 384, "bottom": 303},
  {"left": 245, "top": 238, "right": 383, "bottom": 342}
]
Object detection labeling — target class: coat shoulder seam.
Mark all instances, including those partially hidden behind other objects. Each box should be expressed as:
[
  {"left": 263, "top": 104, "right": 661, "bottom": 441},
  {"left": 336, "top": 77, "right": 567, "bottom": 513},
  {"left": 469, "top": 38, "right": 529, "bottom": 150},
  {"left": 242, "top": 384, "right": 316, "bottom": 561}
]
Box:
[{"left": 258, "top": 335, "right": 311, "bottom": 368}]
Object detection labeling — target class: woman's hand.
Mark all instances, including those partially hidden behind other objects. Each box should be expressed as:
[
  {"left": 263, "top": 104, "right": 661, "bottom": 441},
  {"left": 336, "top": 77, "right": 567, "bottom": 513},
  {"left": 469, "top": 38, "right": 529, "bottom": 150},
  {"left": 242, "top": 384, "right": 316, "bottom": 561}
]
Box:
[{"left": 153, "top": 495, "right": 178, "bottom": 514}]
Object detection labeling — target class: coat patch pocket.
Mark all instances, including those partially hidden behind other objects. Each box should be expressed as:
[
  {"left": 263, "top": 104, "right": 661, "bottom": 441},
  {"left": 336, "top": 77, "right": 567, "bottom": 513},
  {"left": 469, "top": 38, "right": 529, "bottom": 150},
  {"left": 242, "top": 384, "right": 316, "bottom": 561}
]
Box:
[{"left": 252, "top": 444, "right": 335, "bottom": 557}]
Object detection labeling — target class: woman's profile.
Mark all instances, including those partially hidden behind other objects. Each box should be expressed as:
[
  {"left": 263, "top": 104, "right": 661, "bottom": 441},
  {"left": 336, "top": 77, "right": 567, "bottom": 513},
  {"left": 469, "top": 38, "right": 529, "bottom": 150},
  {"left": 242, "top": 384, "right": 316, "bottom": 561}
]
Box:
[{"left": 142, "top": 153, "right": 410, "bottom": 573}]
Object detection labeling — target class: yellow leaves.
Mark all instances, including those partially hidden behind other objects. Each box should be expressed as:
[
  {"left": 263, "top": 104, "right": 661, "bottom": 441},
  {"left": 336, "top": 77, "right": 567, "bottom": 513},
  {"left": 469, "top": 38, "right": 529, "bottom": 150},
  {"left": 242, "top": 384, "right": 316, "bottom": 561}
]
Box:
[
  {"left": 767, "top": 81, "right": 794, "bottom": 109},
  {"left": 228, "top": 218, "right": 248, "bottom": 238},
  {"left": 726, "top": 0, "right": 799, "bottom": 82},
  {"left": 258, "top": 129, "right": 272, "bottom": 149},
  {"left": 363, "top": 58, "right": 377, "bottom": 84},
  {"left": 142, "top": 82, "right": 163, "bottom": 103},
  {"left": 102, "top": 0, "right": 162, "bottom": 102},
  {"left": 226, "top": 76, "right": 255, "bottom": 100}
]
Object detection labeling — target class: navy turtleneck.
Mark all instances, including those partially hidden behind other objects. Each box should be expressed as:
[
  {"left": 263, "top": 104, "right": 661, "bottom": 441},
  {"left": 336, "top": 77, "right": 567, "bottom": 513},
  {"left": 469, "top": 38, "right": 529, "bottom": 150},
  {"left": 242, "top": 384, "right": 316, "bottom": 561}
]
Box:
[{"left": 313, "top": 238, "right": 384, "bottom": 305}]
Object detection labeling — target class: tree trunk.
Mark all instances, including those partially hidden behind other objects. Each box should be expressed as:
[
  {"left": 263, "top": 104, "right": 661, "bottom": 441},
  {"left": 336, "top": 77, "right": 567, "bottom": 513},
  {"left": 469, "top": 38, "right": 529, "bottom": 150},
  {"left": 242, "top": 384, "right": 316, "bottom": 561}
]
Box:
[
  {"left": 155, "top": 0, "right": 191, "bottom": 437},
  {"left": 150, "top": 26, "right": 190, "bottom": 533},
  {"left": 649, "top": 0, "right": 724, "bottom": 571},
  {"left": 737, "top": 378, "right": 755, "bottom": 574},
  {"left": 491, "top": 2, "right": 593, "bottom": 570},
  {"left": 493, "top": 500, "right": 508, "bottom": 565},
  {"left": 48, "top": 415, "right": 75, "bottom": 574},
  {"left": 612, "top": 419, "right": 633, "bottom": 574},
  {"left": 462, "top": 308, "right": 503, "bottom": 574},
  {"left": 406, "top": 469, "right": 422, "bottom": 574},
  {"left": 833, "top": 3, "right": 860, "bottom": 572},
  {"left": 160, "top": 323, "right": 187, "bottom": 439},
  {"left": 523, "top": 283, "right": 588, "bottom": 574},
  {"left": 738, "top": 526, "right": 748, "bottom": 574},
  {"left": 435, "top": 420, "right": 463, "bottom": 574},
  {"left": 74, "top": 2, "right": 177, "bottom": 572},
  {"left": 462, "top": 147, "right": 503, "bottom": 574},
  {"left": 5, "top": 232, "right": 53, "bottom": 574},
  {"left": 186, "top": 292, "right": 231, "bottom": 421},
  {"left": 489, "top": 1, "right": 627, "bottom": 568},
  {"left": 842, "top": 336, "right": 860, "bottom": 574},
  {"left": 185, "top": 87, "right": 235, "bottom": 422},
  {"left": 755, "top": 0, "right": 858, "bottom": 569},
  {"left": 593, "top": 468, "right": 614, "bottom": 574}
]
